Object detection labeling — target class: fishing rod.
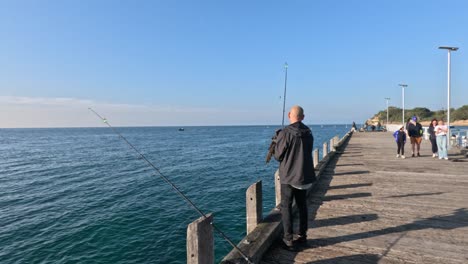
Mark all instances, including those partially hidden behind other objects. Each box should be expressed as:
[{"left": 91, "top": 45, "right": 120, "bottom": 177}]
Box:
[
  {"left": 266, "top": 62, "right": 289, "bottom": 164},
  {"left": 281, "top": 62, "right": 288, "bottom": 128},
  {"left": 88, "top": 108, "right": 253, "bottom": 264}
]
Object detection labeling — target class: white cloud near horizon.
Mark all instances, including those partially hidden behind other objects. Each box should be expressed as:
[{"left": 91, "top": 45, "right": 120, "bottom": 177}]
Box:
[{"left": 0, "top": 96, "right": 275, "bottom": 128}]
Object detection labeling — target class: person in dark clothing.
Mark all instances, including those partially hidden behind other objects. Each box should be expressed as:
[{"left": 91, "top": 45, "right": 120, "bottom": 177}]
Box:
[
  {"left": 405, "top": 117, "right": 411, "bottom": 131},
  {"left": 428, "top": 118, "right": 438, "bottom": 158},
  {"left": 274, "top": 105, "right": 316, "bottom": 250},
  {"left": 393, "top": 126, "right": 406, "bottom": 159},
  {"left": 406, "top": 116, "right": 423, "bottom": 157}
]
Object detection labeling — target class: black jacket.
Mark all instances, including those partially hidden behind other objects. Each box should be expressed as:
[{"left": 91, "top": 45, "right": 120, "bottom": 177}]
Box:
[
  {"left": 428, "top": 126, "right": 436, "bottom": 140},
  {"left": 274, "top": 122, "right": 316, "bottom": 185},
  {"left": 407, "top": 121, "right": 423, "bottom": 137}
]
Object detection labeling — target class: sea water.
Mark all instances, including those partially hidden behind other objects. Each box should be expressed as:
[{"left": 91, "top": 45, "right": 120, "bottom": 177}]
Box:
[{"left": 0, "top": 125, "right": 350, "bottom": 263}]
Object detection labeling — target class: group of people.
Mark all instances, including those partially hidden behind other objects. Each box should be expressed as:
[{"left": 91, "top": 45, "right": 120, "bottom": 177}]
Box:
[
  {"left": 270, "top": 107, "right": 452, "bottom": 253},
  {"left": 393, "top": 116, "right": 449, "bottom": 160}
]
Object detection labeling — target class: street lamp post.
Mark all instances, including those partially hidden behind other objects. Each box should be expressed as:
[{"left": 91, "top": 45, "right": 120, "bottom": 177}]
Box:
[
  {"left": 385, "top": 97, "right": 390, "bottom": 127},
  {"left": 438, "top": 46, "right": 458, "bottom": 148},
  {"left": 398, "top": 84, "right": 408, "bottom": 128}
]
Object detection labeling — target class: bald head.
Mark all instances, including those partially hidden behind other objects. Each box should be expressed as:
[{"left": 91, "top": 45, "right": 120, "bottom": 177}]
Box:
[{"left": 288, "top": 105, "right": 304, "bottom": 124}]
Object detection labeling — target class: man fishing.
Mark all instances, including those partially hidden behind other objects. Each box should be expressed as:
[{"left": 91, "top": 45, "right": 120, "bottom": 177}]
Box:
[{"left": 273, "top": 105, "right": 316, "bottom": 250}]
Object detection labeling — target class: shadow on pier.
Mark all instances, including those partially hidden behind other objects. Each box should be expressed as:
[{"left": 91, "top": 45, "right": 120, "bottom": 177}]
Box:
[
  {"left": 305, "top": 254, "right": 380, "bottom": 264},
  {"left": 261, "top": 132, "right": 468, "bottom": 264},
  {"left": 309, "top": 208, "right": 468, "bottom": 247}
]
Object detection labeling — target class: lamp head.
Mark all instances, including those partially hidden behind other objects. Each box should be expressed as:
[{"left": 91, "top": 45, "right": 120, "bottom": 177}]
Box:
[{"left": 439, "top": 46, "right": 459, "bottom": 51}]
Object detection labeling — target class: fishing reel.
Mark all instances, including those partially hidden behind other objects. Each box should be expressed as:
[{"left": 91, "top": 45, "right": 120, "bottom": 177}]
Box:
[{"left": 265, "top": 129, "right": 282, "bottom": 164}]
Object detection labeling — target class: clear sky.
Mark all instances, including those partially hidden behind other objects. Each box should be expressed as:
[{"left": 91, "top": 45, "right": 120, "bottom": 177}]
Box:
[{"left": 1, "top": 0, "right": 467, "bottom": 127}]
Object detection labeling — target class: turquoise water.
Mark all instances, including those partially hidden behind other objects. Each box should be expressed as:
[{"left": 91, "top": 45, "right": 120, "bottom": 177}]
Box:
[{"left": 0, "top": 125, "right": 350, "bottom": 263}]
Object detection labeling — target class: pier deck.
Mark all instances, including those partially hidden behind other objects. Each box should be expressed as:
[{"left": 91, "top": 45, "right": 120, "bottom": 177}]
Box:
[{"left": 261, "top": 132, "right": 468, "bottom": 264}]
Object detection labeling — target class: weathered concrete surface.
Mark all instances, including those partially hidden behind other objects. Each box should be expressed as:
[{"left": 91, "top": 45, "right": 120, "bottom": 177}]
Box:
[
  {"left": 187, "top": 214, "right": 213, "bottom": 264},
  {"left": 261, "top": 132, "right": 468, "bottom": 264},
  {"left": 246, "top": 181, "right": 263, "bottom": 234}
]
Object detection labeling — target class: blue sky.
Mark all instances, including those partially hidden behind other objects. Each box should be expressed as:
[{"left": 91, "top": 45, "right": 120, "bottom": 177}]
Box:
[{"left": 0, "top": 1, "right": 467, "bottom": 127}]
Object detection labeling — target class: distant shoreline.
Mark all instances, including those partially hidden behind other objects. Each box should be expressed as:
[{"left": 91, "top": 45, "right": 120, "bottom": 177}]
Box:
[{"left": 387, "top": 120, "right": 468, "bottom": 127}]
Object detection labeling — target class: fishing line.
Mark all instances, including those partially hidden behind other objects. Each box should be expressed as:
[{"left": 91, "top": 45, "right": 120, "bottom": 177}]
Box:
[
  {"left": 88, "top": 108, "right": 253, "bottom": 264},
  {"left": 281, "top": 62, "right": 288, "bottom": 128}
]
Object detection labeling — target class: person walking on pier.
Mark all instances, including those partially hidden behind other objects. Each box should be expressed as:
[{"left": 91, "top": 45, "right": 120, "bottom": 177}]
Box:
[
  {"left": 406, "top": 116, "right": 423, "bottom": 157},
  {"left": 435, "top": 120, "right": 449, "bottom": 160},
  {"left": 393, "top": 126, "right": 406, "bottom": 159},
  {"left": 274, "top": 105, "right": 316, "bottom": 250},
  {"left": 428, "top": 119, "right": 438, "bottom": 158}
]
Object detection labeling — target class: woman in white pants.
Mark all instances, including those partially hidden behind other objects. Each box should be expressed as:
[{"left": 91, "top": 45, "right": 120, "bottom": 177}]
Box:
[{"left": 435, "top": 120, "right": 449, "bottom": 160}]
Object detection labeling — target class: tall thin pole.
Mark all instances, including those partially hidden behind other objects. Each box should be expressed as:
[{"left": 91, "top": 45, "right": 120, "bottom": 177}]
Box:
[
  {"left": 447, "top": 50, "right": 451, "bottom": 144},
  {"left": 402, "top": 86, "right": 405, "bottom": 126},
  {"left": 281, "top": 62, "right": 288, "bottom": 128},
  {"left": 385, "top": 98, "right": 390, "bottom": 126},
  {"left": 439, "top": 46, "right": 458, "bottom": 149},
  {"left": 399, "top": 84, "right": 407, "bottom": 128}
]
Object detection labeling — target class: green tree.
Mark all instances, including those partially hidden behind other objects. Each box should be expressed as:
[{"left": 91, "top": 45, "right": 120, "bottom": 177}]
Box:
[
  {"left": 410, "top": 107, "right": 433, "bottom": 121},
  {"left": 376, "top": 106, "right": 405, "bottom": 123},
  {"left": 373, "top": 106, "right": 468, "bottom": 123},
  {"left": 434, "top": 109, "right": 446, "bottom": 121},
  {"left": 452, "top": 105, "right": 468, "bottom": 120},
  {"left": 388, "top": 107, "right": 403, "bottom": 122}
]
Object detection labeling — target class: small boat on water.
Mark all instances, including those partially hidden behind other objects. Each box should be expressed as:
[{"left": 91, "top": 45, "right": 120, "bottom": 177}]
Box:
[{"left": 178, "top": 128, "right": 185, "bottom": 131}]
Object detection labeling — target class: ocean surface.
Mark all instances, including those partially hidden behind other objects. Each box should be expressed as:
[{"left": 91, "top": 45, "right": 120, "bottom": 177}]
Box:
[{"left": 0, "top": 125, "right": 351, "bottom": 264}]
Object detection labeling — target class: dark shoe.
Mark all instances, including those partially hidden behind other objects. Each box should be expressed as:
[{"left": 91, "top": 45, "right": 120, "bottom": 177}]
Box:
[
  {"left": 294, "top": 235, "right": 307, "bottom": 245},
  {"left": 282, "top": 238, "right": 297, "bottom": 251},
  {"left": 412, "top": 154, "right": 415, "bottom": 157},
  {"left": 417, "top": 153, "right": 420, "bottom": 157}
]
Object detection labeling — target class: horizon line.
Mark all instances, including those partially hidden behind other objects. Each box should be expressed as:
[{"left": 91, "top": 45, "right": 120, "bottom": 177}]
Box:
[{"left": 0, "top": 123, "right": 356, "bottom": 129}]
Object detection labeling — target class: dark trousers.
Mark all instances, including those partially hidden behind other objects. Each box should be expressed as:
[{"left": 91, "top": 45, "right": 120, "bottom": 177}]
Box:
[
  {"left": 397, "top": 141, "right": 405, "bottom": 155},
  {"left": 281, "top": 184, "right": 308, "bottom": 241},
  {"left": 430, "top": 137, "right": 438, "bottom": 153}
]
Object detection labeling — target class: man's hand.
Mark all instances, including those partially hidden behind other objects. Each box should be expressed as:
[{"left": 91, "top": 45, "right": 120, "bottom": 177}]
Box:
[
  {"left": 265, "top": 129, "right": 282, "bottom": 164},
  {"left": 275, "top": 129, "right": 282, "bottom": 136}
]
